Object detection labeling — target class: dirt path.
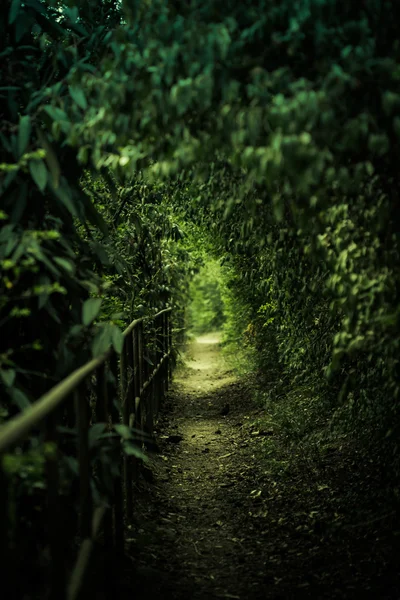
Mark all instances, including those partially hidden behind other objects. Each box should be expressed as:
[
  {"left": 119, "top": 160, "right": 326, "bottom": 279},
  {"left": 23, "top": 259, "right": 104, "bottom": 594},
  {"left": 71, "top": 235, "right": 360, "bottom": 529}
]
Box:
[
  {"left": 121, "top": 334, "right": 274, "bottom": 600},
  {"left": 117, "top": 335, "right": 400, "bottom": 600}
]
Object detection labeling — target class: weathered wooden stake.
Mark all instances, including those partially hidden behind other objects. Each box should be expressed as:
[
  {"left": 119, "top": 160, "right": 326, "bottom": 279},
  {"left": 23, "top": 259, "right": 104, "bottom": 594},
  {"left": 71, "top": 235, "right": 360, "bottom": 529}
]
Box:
[
  {"left": 74, "top": 386, "right": 92, "bottom": 540},
  {"left": 122, "top": 336, "right": 133, "bottom": 519},
  {"left": 96, "top": 363, "right": 113, "bottom": 549},
  {"left": 109, "top": 352, "right": 124, "bottom": 554},
  {"left": 45, "top": 410, "right": 66, "bottom": 600}
]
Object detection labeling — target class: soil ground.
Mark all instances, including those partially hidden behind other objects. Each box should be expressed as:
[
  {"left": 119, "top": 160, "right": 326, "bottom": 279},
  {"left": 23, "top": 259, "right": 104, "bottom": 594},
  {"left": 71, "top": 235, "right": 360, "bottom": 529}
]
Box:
[{"left": 116, "top": 334, "right": 400, "bottom": 600}]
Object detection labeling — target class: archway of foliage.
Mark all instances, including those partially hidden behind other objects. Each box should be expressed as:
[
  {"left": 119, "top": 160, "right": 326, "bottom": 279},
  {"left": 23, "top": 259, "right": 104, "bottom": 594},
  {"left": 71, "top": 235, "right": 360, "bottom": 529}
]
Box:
[
  {"left": 188, "top": 259, "right": 225, "bottom": 336},
  {"left": 1, "top": 0, "right": 400, "bottom": 471}
]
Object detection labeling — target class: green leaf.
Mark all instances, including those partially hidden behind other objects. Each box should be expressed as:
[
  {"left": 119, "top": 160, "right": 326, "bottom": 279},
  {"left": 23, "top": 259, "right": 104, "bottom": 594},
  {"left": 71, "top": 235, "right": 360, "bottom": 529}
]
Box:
[
  {"left": 9, "top": 0, "right": 21, "bottom": 24},
  {"left": 29, "top": 159, "right": 48, "bottom": 192},
  {"left": 53, "top": 257, "right": 75, "bottom": 274},
  {"left": 123, "top": 441, "right": 148, "bottom": 462},
  {"left": 68, "top": 325, "right": 83, "bottom": 339},
  {"left": 91, "top": 328, "right": 108, "bottom": 357},
  {"left": 36, "top": 251, "right": 60, "bottom": 277},
  {"left": 69, "top": 85, "right": 87, "bottom": 110},
  {"left": 111, "top": 325, "right": 124, "bottom": 354},
  {"left": 82, "top": 297, "right": 102, "bottom": 326},
  {"left": 114, "top": 424, "right": 132, "bottom": 440},
  {"left": 0, "top": 369, "right": 16, "bottom": 387},
  {"left": 52, "top": 181, "right": 78, "bottom": 217},
  {"left": 43, "top": 106, "right": 68, "bottom": 122},
  {"left": 88, "top": 423, "right": 106, "bottom": 449},
  {"left": 18, "top": 115, "right": 31, "bottom": 158},
  {"left": 91, "top": 324, "right": 113, "bottom": 358},
  {"left": 144, "top": 355, "right": 154, "bottom": 366},
  {"left": 10, "top": 388, "right": 30, "bottom": 410}
]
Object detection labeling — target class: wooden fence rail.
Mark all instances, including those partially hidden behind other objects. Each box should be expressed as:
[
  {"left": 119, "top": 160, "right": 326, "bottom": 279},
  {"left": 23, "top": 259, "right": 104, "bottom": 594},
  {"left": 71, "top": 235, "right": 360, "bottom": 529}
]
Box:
[{"left": 0, "top": 307, "right": 173, "bottom": 600}]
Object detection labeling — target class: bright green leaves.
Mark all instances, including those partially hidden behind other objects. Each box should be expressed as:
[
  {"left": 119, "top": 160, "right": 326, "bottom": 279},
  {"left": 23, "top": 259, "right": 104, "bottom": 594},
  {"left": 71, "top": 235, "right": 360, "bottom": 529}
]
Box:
[
  {"left": 91, "top": 322, "right": 124, "bottom": 357},
  {"left": 111, "top": 326, "right": 124, "bottom": 354},
  {"left": 113, "top": 424, "right": 132, "bottom": 440},
  {"left": 170, "top": 78, "right": 194, "bottom": 116},
  {"left": 114, "top": 424, "right": 148, "bottom": 462},
  {"left": 29, "top": 160, "right": 48, "bottom": 192},
  {"left": 82, "top": 297, "right": 102, "bottom": 326},
  {"left": 53, "top": 257, "right": 75, "bottom": 275},
  {"left": 83, "top": 298, "right": 126, "bottom": 356},
  {"left": 0, "top": 368, "right": 16, "bottom": 387},
  {"left": 43, "top": 106, "right": 71, "bottom": 139},
  {"left": 69, "top": 85, "right": 87, "bottom": 110},
  {"left": 213, "top": 23, "right": 232, "bottom": 60},
  {"left": 91, "top": 324, "right": 111, "bottom": 357}
]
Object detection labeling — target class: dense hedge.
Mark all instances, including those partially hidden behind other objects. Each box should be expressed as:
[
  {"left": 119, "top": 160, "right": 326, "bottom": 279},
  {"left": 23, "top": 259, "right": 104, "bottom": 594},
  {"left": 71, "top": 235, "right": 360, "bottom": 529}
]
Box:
[
  {"left": 0, "top": 2, "right": 189, "bottom": 415},
  {"left": 1, "top": 0, "right": 400, "bottom": 500}
]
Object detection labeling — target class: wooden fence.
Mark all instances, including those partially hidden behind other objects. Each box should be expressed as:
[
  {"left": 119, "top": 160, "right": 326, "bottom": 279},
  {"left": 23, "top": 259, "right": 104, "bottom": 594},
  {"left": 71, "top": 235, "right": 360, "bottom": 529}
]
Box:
[{"left": 0, "top": 307, "right": 173, "bottom": 600}]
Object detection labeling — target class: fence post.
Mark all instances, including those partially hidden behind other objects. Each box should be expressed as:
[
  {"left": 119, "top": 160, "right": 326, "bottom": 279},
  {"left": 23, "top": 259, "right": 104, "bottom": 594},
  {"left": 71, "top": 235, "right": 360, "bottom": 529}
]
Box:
[
  {"left": 138, "top": 321, "right": 144, "bottom": 429},
  {"left": 0, "top": 461, "right": 12, "bottom": 599},
  {"left": 153, "top": 318, "right": 158, "bottom": 422},
  {"left": 143, "top": 322, "right": 156, "bottom": 433},
  {"left": 163, "top": 311, "right": 169, "bottom": 394},
  {"left": 168, "top": 309, "right": 173, "bottom": 382},
  {"left": 96, "top": 363, "right": 113, "bottom": 550},
  {"left": 109, "top": 352, "right": 124, "bottom": 555},
  {"left": 157, "top": 314, "right": 163, "bottom": 415},
  {"left": 46, "top": 410, "right": 66, "bottom": 600},
  {"left": 121, "top": 336, "right": 133, "bottom": 520},
  {"left": 132, "top": 326, "right": 141, "bottom": 428},
  {"left": 138, "top": 321, "right": 144, "bottom": 393},
  {"left": 96, "top": 364, "right": 107, "bottom": 424},
  {"left": 74, "top": 385, "right": 92, "bottom": 540},
  {"left": 0, "top": 307, "right": 174, "bottom": 600}
]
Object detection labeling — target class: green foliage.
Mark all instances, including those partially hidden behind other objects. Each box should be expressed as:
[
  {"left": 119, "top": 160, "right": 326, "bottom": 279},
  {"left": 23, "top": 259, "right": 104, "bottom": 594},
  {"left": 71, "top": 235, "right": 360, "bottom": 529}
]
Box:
[
  {"left": 82, "top": 298, "right": 103, "bottom": 327},
  {"left": 1, "top": 0, "right": 400, "bottom": 591},
  {"left": 188, "top": 259, "right": 225, "bottom": 335},
  {"left": 0, "top": 2, "right": 191, "bottom": 410}
]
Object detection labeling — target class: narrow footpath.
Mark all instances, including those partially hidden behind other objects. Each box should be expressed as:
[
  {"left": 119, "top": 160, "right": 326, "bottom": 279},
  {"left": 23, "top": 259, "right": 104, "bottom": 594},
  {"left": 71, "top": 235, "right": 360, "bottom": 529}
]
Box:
[
  {"left": 116, "top": 335, "right": 400, "bottom": 600},
  {"left": 121, "top": 333, "right": 276, "bottom": 600}
]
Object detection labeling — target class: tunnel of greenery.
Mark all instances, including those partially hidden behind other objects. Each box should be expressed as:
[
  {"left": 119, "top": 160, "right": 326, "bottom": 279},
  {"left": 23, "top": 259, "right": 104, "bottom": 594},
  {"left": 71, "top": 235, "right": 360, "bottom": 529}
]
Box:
[{"left": 1, "top": 0, "right": 400, "bottom": 597}]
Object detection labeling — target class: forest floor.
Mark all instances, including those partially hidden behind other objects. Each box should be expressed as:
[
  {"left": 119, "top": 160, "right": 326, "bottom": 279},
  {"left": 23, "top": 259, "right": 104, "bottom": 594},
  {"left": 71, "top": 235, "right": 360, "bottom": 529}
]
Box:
[{"left": 116, "top": 334, "right": 400, "bottom": 600}]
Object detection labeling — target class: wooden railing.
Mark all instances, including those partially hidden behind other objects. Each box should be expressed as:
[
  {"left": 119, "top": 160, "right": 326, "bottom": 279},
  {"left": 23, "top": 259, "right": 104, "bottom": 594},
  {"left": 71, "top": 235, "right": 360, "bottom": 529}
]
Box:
[{"left": 0, "top": 307, "right": 173, "bottom": 600}]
